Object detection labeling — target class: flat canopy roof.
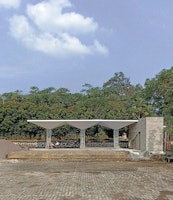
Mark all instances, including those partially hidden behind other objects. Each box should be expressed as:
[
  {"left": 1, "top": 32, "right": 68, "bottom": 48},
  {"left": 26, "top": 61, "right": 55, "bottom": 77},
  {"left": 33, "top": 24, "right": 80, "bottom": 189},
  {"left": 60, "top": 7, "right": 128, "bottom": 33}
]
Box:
[{"left": 27, "top": 119, "right": 138, "bottom": 130}]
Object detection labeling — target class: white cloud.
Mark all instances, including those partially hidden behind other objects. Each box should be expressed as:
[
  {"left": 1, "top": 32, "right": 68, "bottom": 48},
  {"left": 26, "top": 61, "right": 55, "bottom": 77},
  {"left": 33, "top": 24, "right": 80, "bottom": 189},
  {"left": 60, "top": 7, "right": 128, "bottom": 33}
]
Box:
[
  {"left": 26, "top": 0, "right": 98, "bottom": 35},
  {"left": 9, "top": 0, "right": 108, "bottom": 57},
  {"left": 9, "top": 15, "right": 34, "bottom": 41},
  {"left": 92, "top": 40, "right": 109, "bottom": 55},
  {"left": 9, "top": 15, "right": 91, "bottom": 57},
  {"left": 0, "top": 0, "right": 21, "bottom": 9}
]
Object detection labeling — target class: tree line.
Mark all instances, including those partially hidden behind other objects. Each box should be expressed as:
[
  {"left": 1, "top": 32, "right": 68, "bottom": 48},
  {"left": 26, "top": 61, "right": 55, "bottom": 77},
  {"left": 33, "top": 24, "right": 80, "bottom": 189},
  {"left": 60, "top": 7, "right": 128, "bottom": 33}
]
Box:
[{"left": 0, "top": 67, "right": 173, "bottom": 140}]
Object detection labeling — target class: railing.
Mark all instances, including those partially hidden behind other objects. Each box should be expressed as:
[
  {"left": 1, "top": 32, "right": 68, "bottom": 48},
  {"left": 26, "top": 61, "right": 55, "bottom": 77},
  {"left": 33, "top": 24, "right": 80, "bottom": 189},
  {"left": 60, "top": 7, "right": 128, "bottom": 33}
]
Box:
[{"left": 10, "top": 139, "right": 129, "bottom": 148}]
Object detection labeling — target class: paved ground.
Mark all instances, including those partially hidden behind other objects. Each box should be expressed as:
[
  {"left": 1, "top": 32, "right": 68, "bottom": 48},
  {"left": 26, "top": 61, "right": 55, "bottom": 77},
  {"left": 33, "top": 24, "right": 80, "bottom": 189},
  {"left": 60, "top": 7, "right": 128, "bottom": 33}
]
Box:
[{"left": 0, "top": 159, "right": 173, "bottom": 200}]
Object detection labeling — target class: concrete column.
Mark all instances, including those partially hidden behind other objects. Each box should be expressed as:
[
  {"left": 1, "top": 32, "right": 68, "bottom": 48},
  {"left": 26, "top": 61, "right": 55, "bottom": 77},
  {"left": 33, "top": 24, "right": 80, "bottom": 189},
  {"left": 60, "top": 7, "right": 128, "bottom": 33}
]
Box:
[
  {"left": 46, "top": 129, "right": 52, "bottom": 148},
  {"left": 80, "top": 129, "right": 86, "bottom": 148},
  {"left": 113, "top": 129, "right": 120, "bottom": 148}
]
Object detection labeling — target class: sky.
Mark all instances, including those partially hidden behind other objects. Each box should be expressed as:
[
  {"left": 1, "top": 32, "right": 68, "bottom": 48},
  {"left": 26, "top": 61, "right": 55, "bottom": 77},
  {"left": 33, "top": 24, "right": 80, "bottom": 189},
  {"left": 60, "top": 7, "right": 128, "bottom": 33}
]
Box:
[{"left": 0, "top": 0, "right": 173, "bottom": 94}]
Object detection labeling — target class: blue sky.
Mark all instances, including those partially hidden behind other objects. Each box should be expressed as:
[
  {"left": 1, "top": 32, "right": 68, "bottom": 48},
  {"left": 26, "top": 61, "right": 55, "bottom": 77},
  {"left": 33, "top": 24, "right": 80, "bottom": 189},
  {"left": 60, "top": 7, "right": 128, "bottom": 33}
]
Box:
[{"left": 0, "top": 0, "right": 173, "bottom": 94}]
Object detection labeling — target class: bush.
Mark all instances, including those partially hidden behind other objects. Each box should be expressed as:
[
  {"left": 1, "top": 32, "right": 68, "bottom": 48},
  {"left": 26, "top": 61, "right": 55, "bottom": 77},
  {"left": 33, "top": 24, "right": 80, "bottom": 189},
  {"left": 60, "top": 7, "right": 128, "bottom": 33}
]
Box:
[{"left": 95, "top": 130, "right": 108, "bottom": 141}]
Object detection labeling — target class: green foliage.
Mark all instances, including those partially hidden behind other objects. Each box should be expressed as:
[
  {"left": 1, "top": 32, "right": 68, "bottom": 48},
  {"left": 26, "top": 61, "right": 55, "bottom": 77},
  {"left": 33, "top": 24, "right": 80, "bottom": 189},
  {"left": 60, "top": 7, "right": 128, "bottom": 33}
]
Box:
[
  {"left": 64, "top": 133, "right": 80, "bottom": 141},
  {"left": 1, "top": 68, "right": 173, "bottom": 139},
  {"left": 95, "top": 130, "right": 109, "bottom": 141},
  {"left": 144, "top": 67, "right": 173, "bottom": 134},
  {"left": 103, "top": 72, "right": 131, "bottom": 96}
]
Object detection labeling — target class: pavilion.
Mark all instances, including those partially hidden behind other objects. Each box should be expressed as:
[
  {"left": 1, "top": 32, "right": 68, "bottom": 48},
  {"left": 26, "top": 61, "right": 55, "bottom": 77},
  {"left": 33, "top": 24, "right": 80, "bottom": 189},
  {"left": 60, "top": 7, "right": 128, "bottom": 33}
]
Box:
[{"left": 27, "top": 119, "right": 138, "bottom": 148}]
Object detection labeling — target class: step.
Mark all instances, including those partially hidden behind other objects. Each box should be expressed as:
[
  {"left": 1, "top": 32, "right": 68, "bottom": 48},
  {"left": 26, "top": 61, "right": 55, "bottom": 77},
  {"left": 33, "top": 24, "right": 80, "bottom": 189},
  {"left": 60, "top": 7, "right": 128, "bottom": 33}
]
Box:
[{"left": 7, "top": 148, "right": 130, "bottom": 160}]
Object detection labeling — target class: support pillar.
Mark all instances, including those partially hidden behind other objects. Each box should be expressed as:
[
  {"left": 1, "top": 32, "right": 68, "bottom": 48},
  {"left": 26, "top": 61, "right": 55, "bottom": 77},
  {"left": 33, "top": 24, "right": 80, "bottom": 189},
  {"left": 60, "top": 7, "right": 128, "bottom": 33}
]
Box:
[
  {"left": 46, "top": 129, "right": 52, "bottom": 148},
  {"left": 80, "top": 129, "right": 85, "bottom": 148},
  {"left": 113, "top": 129, "right": 120, "bottom": 148}
]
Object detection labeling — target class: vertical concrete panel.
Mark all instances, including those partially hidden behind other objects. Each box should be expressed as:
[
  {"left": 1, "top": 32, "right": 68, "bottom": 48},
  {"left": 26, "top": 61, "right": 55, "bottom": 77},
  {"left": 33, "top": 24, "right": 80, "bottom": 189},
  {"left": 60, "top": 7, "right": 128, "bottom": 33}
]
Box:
[
  {"left": 146, "top": 117, "right": 163, "bottom": 152},
  {"left": 129, "top": 118, "right": 146, "bottom": 151},
  {"left": 128, "top": 123, "right": 137, "bottom": 149},
  {"left": 139, "top": 118, "right": 147, "bottom": 151}
]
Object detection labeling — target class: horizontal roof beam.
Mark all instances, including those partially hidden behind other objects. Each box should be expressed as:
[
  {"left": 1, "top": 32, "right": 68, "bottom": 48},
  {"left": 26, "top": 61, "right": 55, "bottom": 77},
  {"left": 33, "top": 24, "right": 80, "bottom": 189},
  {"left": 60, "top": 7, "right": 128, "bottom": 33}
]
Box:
[{"left": 27, "top": 119, "right": 138, "bottom": 130}]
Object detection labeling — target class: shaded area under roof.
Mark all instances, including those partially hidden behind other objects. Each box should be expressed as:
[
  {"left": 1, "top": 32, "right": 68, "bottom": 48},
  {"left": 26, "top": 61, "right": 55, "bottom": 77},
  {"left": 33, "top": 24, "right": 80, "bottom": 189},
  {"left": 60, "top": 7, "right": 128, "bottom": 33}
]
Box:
[{"left": 27, "top": 119, "right": 138, "bottom": 130}]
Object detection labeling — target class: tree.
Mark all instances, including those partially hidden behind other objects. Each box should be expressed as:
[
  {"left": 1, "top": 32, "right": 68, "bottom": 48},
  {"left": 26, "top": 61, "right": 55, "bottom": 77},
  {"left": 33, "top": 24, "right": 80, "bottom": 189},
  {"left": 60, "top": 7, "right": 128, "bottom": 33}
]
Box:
[
  {"left": 103, "top": 72, "right": 131, "bottom": 96},
  {"left": 1, "top": 68, "right": 172, "bottom": 139},
  {"left": 29, "top": 86, "right": 39, "bottom": 94},
  {"left": 144, "top": 67, "right": 173, "bottom": 134}
]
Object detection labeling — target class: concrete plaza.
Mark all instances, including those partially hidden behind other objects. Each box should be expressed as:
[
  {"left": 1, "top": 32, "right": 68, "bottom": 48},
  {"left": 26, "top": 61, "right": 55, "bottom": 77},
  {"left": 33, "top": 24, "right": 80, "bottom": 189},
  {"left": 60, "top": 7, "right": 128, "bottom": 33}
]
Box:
[{"left": 0, "top": 159, "right": 173, "bottom": 200}]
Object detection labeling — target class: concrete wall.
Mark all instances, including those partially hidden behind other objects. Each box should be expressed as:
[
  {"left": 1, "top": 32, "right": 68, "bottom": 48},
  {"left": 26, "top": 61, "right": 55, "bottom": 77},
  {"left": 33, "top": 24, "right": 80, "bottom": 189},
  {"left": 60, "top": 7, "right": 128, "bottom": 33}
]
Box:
[
  {"left": 128, "top": 118, "right": 146, "bottom": 151},
  {"left": 146, "top": 117, "right": 163, "bottom": 152},
  {"left": 129, "top": 117, "right": 163, "bottom": 152}
]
